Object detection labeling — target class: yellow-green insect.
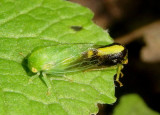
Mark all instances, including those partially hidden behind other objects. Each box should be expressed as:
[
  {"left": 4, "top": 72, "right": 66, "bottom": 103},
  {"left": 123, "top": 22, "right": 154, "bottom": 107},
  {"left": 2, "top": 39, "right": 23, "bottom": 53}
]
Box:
[{"left": 28, "top": 43, "right": 128, "bottom": 94}]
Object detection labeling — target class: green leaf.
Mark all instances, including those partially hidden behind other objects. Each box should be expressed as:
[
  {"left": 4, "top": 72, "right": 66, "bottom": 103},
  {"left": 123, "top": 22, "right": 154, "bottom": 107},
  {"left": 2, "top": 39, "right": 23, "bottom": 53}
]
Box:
[
  {"left": 113, "top": 94, "right": 160, "bottom": 115},
  {"left": 0, "top": 0, "right": 116, "bottom": 115}
]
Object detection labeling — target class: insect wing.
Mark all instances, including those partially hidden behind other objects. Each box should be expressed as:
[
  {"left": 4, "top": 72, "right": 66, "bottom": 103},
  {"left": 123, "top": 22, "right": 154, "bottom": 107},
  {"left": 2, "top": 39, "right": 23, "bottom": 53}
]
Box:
[{"left": 40, "top": 44, "right": 95, "bottom": 74}]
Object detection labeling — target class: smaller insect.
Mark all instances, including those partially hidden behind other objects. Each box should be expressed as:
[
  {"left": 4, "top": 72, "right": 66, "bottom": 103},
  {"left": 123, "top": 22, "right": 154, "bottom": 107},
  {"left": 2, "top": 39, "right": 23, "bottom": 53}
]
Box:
[
  {"left": 71, "top": 25, "right": 83, "bottom": 31},
  {"left": 27, "top": 43, "right": 128, "bottom": 94}
]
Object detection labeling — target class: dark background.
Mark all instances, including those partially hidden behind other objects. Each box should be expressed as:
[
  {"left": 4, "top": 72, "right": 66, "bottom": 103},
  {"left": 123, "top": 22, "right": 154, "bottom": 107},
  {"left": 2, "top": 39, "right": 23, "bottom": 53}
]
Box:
[{"left": 70, "top": 0, "right": 160, "bottom": 114}]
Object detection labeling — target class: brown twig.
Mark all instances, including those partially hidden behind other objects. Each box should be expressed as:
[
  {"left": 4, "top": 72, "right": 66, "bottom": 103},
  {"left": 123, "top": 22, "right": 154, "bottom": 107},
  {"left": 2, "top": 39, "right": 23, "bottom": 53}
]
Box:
[{"left": 115, "top": 20, "right": 160, "bottom": 44}]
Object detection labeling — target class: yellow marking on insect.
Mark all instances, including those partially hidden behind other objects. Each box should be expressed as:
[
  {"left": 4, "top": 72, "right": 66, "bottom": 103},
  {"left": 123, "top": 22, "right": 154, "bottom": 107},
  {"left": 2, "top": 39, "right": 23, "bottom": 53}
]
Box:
[
  {"left": 32, "top": 67, "right": 38, "bottom": 73},
  {"left": 87, "top": 50, "right": 94, "bottom": 58},
  {"left": 97, "top": 45, "right": 124, "bottom": 56}
]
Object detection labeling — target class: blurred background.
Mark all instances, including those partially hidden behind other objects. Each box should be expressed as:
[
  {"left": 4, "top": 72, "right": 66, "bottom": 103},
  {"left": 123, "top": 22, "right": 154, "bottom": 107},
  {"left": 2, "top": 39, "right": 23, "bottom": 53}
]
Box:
[{"left": 69, "top": 0, "right": 160, "bottom": 114}]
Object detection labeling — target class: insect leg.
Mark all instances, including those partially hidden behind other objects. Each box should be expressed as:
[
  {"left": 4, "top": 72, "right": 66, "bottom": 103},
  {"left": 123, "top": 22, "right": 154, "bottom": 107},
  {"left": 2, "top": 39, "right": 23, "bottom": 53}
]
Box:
[
  {"left": 116, "top": 64, "right": 123, "bottom": 87},
  {"left": 29, "top": 72, "right": 40, "bottom": 84},
  {"left": 120, "top": 72, "right": 124, "bottom": 78},
  {"left": 19, "top": 52, "right": 25, "bottom": 57},
  {"left": 42, "top": 72, "right": 52, "bottom": 95}
]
